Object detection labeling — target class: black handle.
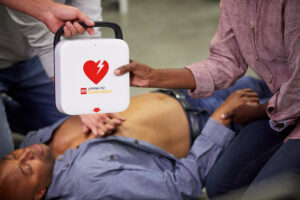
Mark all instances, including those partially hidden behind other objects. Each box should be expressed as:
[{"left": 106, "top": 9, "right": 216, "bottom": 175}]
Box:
[{"left": 54, "top": 21, "right": 123, "bottom": 48}]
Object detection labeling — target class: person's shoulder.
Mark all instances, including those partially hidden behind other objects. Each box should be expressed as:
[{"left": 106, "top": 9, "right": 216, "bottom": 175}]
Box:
[{"left": 21, "top": 117, "right": 69, "bottom": 148}]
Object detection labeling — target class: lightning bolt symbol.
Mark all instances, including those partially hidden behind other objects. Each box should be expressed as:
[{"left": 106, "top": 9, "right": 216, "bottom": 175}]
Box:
[{"left": 97, "top": 60, "right": 105, "bottom": 74}]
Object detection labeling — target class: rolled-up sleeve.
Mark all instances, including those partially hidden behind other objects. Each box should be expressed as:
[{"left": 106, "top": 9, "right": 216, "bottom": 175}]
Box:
[
  {"left": 266, "top": 0, "right": 300, "bottom": 123},
  {"left": 185, "top": 1, "right": 248, "bottom": 98},
  {"left": 102, "top": 118, "right": 235, "bottom": 199},
  {"left": 267, "top": 0, "right": 300, "bottom": 139}
]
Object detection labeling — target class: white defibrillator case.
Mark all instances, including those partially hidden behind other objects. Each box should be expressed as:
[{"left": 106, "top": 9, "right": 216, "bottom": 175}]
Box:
[{"left": 54, "top": 22, "right": 129, "bottom": 115}]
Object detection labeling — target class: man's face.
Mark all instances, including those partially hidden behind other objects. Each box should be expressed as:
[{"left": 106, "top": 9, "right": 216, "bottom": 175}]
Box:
[{"left": 0, "top": 144, "right": 55, "bottom": 200}]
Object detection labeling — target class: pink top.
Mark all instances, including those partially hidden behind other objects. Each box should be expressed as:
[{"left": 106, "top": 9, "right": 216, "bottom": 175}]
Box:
[{"left": 186, "top": 0, "right": 300, "bottom": 139}]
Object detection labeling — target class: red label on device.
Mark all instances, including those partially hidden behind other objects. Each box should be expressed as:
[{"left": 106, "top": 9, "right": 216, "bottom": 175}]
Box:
[{"left": 80, "top": 88, "right": 87, "bottom": 94}]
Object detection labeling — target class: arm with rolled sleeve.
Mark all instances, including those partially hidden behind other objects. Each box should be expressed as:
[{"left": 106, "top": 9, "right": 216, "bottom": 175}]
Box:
[
  {"left": 102, "top": 118, "right": 235, "bottom": 200},
  {"left": 267, "top": 0, "right": 300, "bottom": 137},
  {"left": 6, "top": 0, "right": 102, "bottom": 77},
  {"left": 186, "top": 1, "right": 248, "bottom": 98}
]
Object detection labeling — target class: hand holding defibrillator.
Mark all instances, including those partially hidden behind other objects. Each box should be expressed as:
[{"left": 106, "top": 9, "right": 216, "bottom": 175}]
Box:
[{"left": 54, "top": 22, "right": 130, "bottom": 136}]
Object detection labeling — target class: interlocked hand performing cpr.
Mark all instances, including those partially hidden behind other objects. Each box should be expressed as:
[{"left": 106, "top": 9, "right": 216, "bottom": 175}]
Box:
[{"left": 79, "top": 113, "right": 126, "bottom": 137}]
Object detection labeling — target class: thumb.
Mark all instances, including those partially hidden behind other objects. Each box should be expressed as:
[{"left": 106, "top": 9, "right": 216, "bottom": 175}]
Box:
[
  {"left": 82, "top": 125, "right": 90, "bottom": 135},
  {"left": 114, "top": 64, "right": 133, "bottom": 76},
  {"left": 76, "top": 10, "right": 94, "bottom": 27}
]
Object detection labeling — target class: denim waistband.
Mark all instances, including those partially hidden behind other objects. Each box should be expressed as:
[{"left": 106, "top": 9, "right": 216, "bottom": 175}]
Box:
[{"left": 154, "top": 89, "right": 201, "bottom": 145}]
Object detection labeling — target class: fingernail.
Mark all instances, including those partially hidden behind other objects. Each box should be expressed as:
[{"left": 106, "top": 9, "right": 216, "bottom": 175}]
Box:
[
  {"left": 220, "top": 114, "right": 226, "bottom": 119},
  {"left": 114, "top": 69, "right": 120, "bottom": 75}
]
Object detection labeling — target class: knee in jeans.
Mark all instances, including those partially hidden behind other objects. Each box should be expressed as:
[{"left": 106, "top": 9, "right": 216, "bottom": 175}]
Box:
[{"left": 205, "top": 173, "right": 226, "bottom": 198}]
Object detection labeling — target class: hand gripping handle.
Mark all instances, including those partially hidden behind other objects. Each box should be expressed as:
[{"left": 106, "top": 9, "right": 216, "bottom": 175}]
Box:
[{"left": 54, "top": 21, "right": 123, "bottom": 48}]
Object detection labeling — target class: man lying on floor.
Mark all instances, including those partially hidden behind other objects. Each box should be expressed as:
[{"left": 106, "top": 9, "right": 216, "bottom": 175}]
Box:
[{"left": 0, "top": 76, "right": 271, "bottom": 200}]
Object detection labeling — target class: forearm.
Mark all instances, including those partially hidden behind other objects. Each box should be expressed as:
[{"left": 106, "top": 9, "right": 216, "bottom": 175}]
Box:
[
  {"left": 150, "top": 68, "right": 196, "bottom": 89},
  {"left": 0, "top": 0, "right": 56, "bottom": 22}
]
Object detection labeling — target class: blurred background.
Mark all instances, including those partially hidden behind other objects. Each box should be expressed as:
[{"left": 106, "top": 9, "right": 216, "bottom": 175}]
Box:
[{"left": 101, "top": 0, "right": 257, "bottom": 97}]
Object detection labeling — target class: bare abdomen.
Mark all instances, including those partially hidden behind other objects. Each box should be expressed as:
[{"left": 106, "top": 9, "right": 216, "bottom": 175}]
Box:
[{"left": 116, "top": 92, "right": 190, "bottom": 158}]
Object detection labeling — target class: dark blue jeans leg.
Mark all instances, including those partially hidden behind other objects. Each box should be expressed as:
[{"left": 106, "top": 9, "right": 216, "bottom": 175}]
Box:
[
  {"left": 243, "top": 139, "right": 300, "bottom": 198},
  {"left": 205, "top": 120, "right": 292, "bottom": 199},
  {"left": 3, "top": 57, "right": 67, "bottom": 134},
  {"left": 0, "top": 97, "right": 14, "bottom": 159}
]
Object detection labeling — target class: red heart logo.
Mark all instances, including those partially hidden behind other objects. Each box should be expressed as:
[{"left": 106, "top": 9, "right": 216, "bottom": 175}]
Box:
[{"left": 83, "top": 60, "right": 109, "bottom": 84}]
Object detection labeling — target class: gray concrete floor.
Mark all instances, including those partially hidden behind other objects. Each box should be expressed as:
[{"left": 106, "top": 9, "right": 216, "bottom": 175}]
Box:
[{"left": 102, "top": 0, "right": 256, "bottom": 97}]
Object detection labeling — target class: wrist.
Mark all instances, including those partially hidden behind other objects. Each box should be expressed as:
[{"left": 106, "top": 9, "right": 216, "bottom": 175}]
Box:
[
  {"left": 35, "top": 0, "right": 57, "bottom": 24},
  {"left": 150, "top": 68, "right": 196, "bottom": 89},
  {"left": 211, "top": 110, "right": 231, "bottom": 127},
  {"left": 148, "top": 68, "right": 158, "bottom": 88},
  {"left": 253, "top": 103, "right": 268, "bottom": 120}
]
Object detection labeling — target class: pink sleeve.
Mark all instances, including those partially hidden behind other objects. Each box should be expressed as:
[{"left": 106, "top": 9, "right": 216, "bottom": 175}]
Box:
[
  {"left": 267, "top": 0, "right": 300, "bottom": 122},
  {"left": 185, "top": 0, "right": 248, "bottom": 98}
]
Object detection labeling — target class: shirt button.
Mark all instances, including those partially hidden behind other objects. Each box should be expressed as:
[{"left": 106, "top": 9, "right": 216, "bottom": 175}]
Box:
[
  {"left": 250, "top": 27, "right": 254, "bottom": 32},
  {"left": 76, "top": 145, "right": 80, "bottom": 149},
  {"left": 134, "top": 139, "right": 139, "bottom": 144},
  {"left": 267, "top": 106, "right": 275, "bottom": 113},
  {"left": 57, "top": 156, "right": 63, "bottom": 161},
  {"left": 255, "top": 56, "right": 259, "bottom": 61},
  {"left": 66, "top": 164, "right": 70, "bottom": 168},
  {"left": 275, "top": 123, "right": 284, "bottom": 129},
  {"left": 110, "top": 155, "right": 115, "bottom": 160},
  {"left": 268, "top": 79, "right": 272, "bottom": 83}
]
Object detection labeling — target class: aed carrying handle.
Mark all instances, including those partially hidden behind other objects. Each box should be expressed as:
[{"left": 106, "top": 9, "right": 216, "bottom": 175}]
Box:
[{"left": 53, "top": 21, "right": 123, "bottom": 48}]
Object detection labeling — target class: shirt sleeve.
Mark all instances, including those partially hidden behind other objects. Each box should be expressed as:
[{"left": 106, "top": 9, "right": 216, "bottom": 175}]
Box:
[
  {"left": 185, "top": 1, "right": 248, "bottom": 98},
  {"left": 20, "top": 117, "right": 69, "bottom": 148},
  {"left": 266, "top": 0, "right": 300, "bottom": 124},
  {"left": 6, "top": 8, "right": 55, "bottom": 77},
  {"left": 101, "top": 118, "right": 235, "bottom": 199}
]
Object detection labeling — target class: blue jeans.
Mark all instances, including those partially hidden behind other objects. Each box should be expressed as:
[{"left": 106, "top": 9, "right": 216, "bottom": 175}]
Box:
[
  {"left": 243, "top": 139, "right": 300, "bottom": 199},
  {"left": 0, "top": 57, "right": 66, "bottom": 159},
  {"left": 205, "top": 120, "right": 296, "bottom": 198}
]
